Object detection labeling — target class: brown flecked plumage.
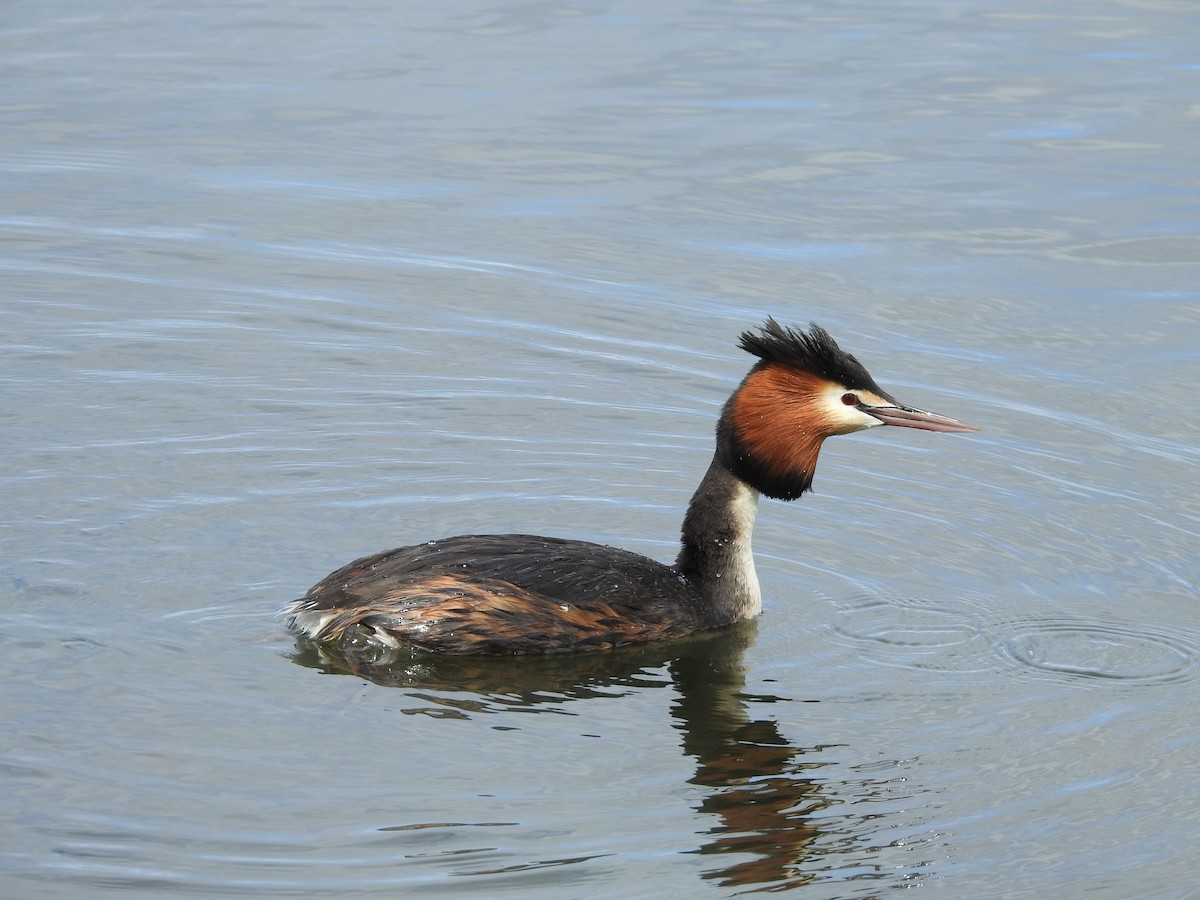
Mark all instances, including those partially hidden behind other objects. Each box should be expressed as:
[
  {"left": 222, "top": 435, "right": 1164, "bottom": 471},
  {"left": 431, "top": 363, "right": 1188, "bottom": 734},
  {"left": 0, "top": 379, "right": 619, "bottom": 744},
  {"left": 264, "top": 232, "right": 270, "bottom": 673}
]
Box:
[
  {"left": 282, "top": 319, "right": 978, "bottom": 656},
  {"left": 287, "top": 535, "right": 712, "bottom": 654}
]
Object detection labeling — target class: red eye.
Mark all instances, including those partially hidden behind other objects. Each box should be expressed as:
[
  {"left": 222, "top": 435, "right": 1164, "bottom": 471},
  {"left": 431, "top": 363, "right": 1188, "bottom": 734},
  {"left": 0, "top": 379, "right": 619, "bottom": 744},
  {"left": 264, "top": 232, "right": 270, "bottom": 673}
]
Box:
[{"left": 841, "top": 392, "right": 859, "bottom": 406}]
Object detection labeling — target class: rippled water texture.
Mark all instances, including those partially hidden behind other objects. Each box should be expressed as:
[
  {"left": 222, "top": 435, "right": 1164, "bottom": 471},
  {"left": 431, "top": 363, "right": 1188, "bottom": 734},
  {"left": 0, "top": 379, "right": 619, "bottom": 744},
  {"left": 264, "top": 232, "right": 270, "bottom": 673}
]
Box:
[
  {"left": 2, "top": 0, "right": 1198, "bottom": 897},
  {"left": 833, "top": 594, "right": 1199, "bottom": 685}
]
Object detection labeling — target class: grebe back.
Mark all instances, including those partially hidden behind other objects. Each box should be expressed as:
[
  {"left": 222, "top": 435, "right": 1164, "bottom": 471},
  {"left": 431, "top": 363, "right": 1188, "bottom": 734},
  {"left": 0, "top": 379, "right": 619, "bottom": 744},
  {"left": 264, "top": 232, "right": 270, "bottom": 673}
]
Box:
[{"left": 282, "top": 319, "right": 977, "bottom": 655}]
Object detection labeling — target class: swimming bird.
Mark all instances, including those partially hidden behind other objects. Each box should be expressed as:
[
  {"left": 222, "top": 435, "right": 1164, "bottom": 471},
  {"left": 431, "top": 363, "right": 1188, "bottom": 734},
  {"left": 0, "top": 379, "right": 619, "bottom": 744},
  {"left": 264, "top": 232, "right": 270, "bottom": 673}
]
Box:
[{"left": 282, "top": 319, "right": 977, "bottom": 655}]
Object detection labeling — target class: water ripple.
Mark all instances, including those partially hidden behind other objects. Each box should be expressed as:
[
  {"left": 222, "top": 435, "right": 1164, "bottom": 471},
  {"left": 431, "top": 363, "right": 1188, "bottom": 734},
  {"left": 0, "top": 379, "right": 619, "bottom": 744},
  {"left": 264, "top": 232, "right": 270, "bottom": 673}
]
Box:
[
  {"left": 996, "top": 618, "right": 1198, "bottom": 685},
  {"left": 831, "top": 594, "right": 1199, "bottom": 687}
]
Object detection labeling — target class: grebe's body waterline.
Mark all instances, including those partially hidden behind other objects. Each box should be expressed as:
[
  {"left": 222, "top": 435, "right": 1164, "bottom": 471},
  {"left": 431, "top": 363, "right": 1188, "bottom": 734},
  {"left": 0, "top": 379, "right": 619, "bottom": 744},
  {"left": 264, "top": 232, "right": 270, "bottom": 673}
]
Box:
[{"left": 282, "top": 320, "right": 977, "bottom": 655}]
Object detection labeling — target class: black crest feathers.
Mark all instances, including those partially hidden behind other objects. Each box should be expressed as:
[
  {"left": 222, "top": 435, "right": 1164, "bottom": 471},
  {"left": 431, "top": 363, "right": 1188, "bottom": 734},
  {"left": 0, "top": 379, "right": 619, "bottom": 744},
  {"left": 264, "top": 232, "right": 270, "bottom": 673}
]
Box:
[{"left": 737, "top": 318, "right": 893, "bottom": 400}]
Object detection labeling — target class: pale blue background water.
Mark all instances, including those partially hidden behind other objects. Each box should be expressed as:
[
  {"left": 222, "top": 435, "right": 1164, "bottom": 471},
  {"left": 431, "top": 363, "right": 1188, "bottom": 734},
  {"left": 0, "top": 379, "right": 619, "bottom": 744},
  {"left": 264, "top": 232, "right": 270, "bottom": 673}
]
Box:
[{"left": 2, "top": 1, "right": 1198, "bottom": 897}]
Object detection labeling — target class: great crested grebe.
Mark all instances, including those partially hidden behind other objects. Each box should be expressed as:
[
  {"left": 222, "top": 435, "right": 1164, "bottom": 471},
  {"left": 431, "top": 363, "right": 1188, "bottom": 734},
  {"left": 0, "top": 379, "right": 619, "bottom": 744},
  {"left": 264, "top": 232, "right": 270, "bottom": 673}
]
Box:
[{"left": 282, "top": 319, "right": 977, "bottom": 655}]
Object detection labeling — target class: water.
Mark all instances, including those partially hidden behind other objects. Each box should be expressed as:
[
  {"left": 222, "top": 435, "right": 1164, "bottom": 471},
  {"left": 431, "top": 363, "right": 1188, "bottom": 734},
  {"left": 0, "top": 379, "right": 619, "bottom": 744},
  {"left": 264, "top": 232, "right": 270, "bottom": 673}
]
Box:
[{"left": 2, "top": 0, "right": 1198, "bottom": 896}]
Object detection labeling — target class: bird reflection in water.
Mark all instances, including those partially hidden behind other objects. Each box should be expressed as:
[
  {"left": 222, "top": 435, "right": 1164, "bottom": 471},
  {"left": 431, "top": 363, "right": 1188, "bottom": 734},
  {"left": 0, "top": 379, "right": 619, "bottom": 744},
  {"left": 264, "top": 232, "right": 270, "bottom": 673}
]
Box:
[
  {"left": 667, "top": 631, "right": 828, "bottom": 889},
  {"left": 288, "top": 621, "right": 930, "bottom": 891}
]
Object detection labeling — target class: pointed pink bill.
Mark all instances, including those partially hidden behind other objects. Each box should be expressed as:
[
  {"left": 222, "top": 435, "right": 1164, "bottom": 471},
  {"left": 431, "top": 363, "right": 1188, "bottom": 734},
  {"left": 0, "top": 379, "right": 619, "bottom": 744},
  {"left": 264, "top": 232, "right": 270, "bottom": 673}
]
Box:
[{"left": 865, "top": 404, "right": 980, "bottom": 433}]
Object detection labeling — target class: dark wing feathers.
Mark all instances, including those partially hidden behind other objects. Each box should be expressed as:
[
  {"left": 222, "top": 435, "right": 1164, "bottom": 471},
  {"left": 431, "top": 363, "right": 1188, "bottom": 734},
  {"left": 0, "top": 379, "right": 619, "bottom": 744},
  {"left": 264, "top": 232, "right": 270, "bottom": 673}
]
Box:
[
  {"left": 290, "top": 534, "right": 713, "bottom": 655},
  {"left": 310, "top": 534, "right": 691, "bottom": 607}
]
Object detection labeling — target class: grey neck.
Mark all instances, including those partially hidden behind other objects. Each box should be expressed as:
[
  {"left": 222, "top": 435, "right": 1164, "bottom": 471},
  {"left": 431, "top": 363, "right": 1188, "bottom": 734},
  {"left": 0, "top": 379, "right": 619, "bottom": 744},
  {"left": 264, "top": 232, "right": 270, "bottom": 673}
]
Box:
[{"left": 675, "top": 456, "right": 762, "bottom": 624}]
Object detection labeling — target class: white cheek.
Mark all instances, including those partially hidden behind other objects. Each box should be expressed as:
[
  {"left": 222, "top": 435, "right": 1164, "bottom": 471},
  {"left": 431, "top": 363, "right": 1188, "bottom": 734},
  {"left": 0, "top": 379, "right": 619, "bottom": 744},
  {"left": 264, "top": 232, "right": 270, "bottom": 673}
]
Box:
[
  {"left": 840, "top": 407, "right": 884, "bottom": 432},
  {"left": 820, "top": 386, "right": 883, "bottom": 433}
]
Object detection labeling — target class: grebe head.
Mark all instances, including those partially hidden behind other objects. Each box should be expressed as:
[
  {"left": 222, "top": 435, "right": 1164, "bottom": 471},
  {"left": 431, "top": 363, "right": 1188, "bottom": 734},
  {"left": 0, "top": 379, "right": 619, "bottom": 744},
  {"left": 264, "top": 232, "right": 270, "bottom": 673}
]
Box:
[{"left": 718, "top": 319, "right": 978, "bottom": 500}]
